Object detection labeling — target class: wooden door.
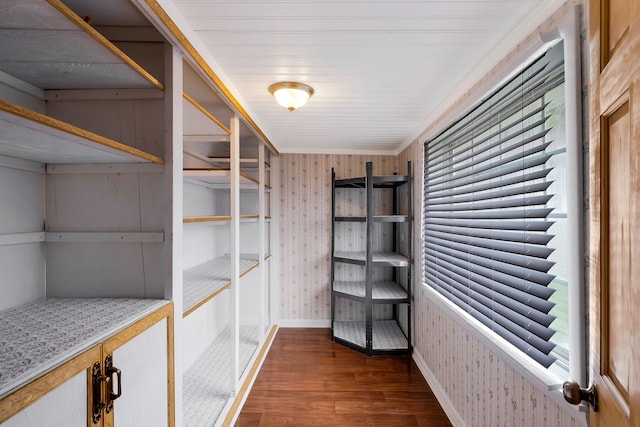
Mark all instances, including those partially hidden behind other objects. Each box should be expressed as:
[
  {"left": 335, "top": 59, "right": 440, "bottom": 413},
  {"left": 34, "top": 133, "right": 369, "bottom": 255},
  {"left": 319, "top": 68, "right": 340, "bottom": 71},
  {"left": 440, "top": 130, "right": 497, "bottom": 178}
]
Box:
[{"left": 589, "top": 0, "right": 640, "bottom": 425}]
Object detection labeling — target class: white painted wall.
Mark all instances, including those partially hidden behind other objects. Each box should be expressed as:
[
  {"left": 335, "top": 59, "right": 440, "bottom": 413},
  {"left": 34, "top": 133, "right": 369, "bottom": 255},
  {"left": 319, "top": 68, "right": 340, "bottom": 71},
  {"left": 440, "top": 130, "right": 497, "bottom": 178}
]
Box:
[{"left": 0, "top": 163, "right": 45, "bottom": 311}]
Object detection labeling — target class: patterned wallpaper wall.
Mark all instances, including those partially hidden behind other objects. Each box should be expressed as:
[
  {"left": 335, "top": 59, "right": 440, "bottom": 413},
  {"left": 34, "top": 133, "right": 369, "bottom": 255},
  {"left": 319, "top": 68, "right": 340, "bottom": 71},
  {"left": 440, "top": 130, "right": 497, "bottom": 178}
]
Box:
[{"left": 278, "top": 153, "right": 396, "bottom": 321}]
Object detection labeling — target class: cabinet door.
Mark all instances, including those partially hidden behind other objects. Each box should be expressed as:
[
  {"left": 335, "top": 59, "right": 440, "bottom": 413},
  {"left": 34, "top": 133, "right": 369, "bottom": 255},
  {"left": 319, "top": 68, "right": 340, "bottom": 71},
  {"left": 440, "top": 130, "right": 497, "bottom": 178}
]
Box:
[
  {"left": 1, "top": 372, "right": 86, "bottom": 427},
  {"left": 0, "top": 346, "right": 101, "bottom": 427},
  {"left": 102, "top": 305, "right": 173, "bottom": 427}
]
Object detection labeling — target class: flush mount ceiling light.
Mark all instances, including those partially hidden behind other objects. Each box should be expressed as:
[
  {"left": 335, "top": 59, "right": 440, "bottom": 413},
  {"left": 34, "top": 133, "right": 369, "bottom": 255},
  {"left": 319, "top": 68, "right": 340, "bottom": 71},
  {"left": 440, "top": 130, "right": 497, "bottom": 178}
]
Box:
[{"left": 268, "top": 82, "right": 314, "bottom": 111}]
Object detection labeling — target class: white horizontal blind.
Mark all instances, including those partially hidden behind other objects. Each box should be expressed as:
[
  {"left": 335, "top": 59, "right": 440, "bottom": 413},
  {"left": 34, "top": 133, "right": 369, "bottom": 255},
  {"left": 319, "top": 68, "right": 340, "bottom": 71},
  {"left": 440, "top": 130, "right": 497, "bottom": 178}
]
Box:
[{"left": 423, "top": 51, "right": 564, "bottom": 368}]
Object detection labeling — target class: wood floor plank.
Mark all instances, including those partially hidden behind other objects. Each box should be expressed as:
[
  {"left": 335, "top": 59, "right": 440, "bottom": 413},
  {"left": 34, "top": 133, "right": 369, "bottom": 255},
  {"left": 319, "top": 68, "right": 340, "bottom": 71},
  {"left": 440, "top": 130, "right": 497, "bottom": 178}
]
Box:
[{"left": 235, "top": 328, "right": 452, "bottom": 426}]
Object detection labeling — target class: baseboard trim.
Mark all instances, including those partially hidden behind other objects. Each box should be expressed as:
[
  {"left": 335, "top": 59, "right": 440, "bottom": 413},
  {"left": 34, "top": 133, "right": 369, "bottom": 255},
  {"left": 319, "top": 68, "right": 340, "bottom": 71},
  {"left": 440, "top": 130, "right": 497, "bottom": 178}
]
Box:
[
  {"left": 412, "top": 351, "right": 466, "bottom": 427},
  {"left": 276, "top": 319, "right": 331, "bottom": 328}
]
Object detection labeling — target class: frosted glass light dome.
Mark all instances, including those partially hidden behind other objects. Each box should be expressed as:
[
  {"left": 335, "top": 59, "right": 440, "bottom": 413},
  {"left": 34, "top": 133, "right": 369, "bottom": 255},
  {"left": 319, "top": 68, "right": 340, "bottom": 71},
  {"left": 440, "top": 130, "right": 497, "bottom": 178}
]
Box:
[{"left": 268, "top": 82, "right": 314, "bottom": 111}]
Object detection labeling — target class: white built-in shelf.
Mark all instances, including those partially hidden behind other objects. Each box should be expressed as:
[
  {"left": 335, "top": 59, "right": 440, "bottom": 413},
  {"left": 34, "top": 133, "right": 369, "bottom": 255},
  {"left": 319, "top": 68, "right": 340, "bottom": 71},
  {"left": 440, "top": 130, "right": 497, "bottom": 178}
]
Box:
[
  {"left": 183, "top": 93, "right": 230, "bottom": 139},
  {"left": 183, "top": 215, "right": 231, "bottom": 224},
  {"left": 333, "top": 320, "right": 408, "bottom": 351},
  {"left": 182, "top": 215, "right": 268, "bottom": 224},
  {"left": 183, "top": 168, "right": 259, "bottom": 189},
  {"left": 206, "top": 156, "right": 258, "bottom": 166},
  {"left": 0, "top": 298, "right": 169, "bottom": 398},
  {"left": 183, "top": 254, "right": 260, "bottom": 316},
  {"left": 333, "top": 251, "right": 409, "bottom": 267},
  {"left": 0, "top": 0, "right": 162, "bottom": 90},
  {"left": 0, "top": 100, "right": 164, "bottom": 164},
  {"left": 333, "top": 281, "right": 408, "bottom": 302},
  {"left": 205, "top": 157, "right": 271, "bottom": 171},
  {"left": 183, "top": 325, "right": 259, "bottom": 427}
]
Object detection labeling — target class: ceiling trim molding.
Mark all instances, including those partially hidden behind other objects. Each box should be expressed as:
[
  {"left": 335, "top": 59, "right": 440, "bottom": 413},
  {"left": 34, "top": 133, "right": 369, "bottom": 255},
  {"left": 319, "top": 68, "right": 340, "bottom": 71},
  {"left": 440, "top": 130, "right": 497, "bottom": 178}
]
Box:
[
  {"left": 131, "top": 0, "right": 280, "bottom": 156},
  {"left": 278, "top": 146, "right": 398, "bottom": 156}
]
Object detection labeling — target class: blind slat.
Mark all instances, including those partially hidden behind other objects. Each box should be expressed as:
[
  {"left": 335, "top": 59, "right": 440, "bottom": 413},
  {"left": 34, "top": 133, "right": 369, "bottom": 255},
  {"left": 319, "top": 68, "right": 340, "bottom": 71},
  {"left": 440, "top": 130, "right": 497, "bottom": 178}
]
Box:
[
  {"left": 426, "top": 168, "right": 553, "bottom": 200},
  {"left": 424, "top": 246, "right": 555, "bottom": 294},
  {"left": 424, "top": 219, "right": 554, "bottom": 234},
  {"left": 425, "top": 254, "right": 555, "bottom": 312},
  {"left": 425, "top": 233, "right": 555, "bottom": 272},
  {"left": 426, "top": 142, "right": 552, "bottom": 189},
  {"left": 424, "top": 228, "right": 555, "bottom": 259},
  {"left": 429, "top": 280, "right": 557, "bottom": 367},
  {"left": 426, "top": 269, "right": 556, "bottom": 328},
  {"left": 425, "top": 207, "right": 554, "bottom": 220},
  {"left": 425, "top": 194, "right": 554, "bottom": 212},
  {"left": 426, "top": 117, "right": 549, "bottom": 175},
  {"left": 426, "top": 271, "right": 556, "bottom": 339},
  {"left": 427, "top": 180, "right": 553, "bottom": 207},
  {"left": 425, "top": 151, "right": 552, "bottom": 194}
]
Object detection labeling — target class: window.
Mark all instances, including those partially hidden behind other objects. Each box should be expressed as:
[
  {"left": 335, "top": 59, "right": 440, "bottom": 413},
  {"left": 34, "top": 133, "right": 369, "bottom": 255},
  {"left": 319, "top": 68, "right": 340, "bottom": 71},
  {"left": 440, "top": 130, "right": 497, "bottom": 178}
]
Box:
[{"left": 422, "top": 40, "right": 580, "bottom": 372}]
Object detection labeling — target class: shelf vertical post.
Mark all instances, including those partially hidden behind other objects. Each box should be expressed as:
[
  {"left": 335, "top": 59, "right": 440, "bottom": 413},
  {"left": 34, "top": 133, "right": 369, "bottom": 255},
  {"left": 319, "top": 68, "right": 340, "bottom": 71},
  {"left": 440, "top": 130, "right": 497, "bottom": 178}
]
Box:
[
  {"left": 164, "top": 44, "right": 182, "bottom": 425},
  {"left": 229, "top": 115, "right": 240, "bottom": 394},
  {"left": 365, "top": 162, "right": 373, "bottom": 353},
  {"left": 330, "top": 168, "right": 336, "bottom": 339},
  {"left": 258, "top": 142, "right": 266, "bottom": 340},
  {"left": 407, "top": 161, "right": 413, "bottom": 352}
]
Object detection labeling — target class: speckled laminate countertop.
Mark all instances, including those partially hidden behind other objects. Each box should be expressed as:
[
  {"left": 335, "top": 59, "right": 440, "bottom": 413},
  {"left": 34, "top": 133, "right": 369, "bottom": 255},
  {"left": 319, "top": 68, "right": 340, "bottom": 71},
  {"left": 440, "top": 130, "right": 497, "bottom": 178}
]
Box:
[{"left": 0, "top": 298, "right": 169, "bottom": 398}]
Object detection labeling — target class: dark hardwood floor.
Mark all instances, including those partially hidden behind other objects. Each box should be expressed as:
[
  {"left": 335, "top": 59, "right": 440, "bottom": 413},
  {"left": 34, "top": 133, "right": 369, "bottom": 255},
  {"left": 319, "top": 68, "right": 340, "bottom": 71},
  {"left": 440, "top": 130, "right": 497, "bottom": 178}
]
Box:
[{"left": 235, "top": 328, "right": 452, "bottom": 426}]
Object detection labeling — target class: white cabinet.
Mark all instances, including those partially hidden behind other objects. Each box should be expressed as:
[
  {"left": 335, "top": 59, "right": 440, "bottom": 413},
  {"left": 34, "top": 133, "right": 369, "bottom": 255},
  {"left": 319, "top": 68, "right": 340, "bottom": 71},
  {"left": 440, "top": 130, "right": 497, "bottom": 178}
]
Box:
[
  {"left": 0, "top": 301, "right": 173, "bottom": 427},
  {"left": 107, "top": 310, "right": 171, "bottom": 426},
  {"left": 2, "top": 371, "right": 88, "bottom": 427}
]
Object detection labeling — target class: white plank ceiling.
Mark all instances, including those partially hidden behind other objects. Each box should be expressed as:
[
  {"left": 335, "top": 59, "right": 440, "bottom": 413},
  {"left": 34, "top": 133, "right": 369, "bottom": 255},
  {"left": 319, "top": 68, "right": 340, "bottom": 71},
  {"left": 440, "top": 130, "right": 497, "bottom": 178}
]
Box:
[
  {"left": 169, "top": 0, "right": 552, "bottom": 154},
  {"left": 56, "top": 0, "right": 560, "bottom": 154}
]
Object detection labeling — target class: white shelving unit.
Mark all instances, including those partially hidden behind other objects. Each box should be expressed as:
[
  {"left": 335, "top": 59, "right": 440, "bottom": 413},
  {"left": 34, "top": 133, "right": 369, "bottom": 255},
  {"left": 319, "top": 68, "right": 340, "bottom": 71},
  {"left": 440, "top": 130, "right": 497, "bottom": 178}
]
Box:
[
  {"left": 180, "top": 59, "right": 274, "bottom": 426},
  {"left": 0, "top": 1, "right": 277, "bottom": 426},
  {"left": 0, "top": 0, "right": 173, "bottom": 424}
]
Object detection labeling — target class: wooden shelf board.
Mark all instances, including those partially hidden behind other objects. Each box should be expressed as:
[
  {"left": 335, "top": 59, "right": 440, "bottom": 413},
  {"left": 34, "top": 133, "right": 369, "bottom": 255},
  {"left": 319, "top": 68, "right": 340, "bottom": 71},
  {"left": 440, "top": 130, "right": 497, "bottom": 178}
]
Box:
[
  {"left": 182, "top": 215, "right": 265, "bottom": 224},
  {"left": 183, "top": 93, "right": 230, "bottom": 135},
  {"left": 183, "top": 216, "right": 231, "bottom": 224},
  {"left": 183, "top": 168, "right": 259, "bottom": 188},
  {"left": 0, "top": 100, "right": 163, "bottom": 164},
  {"left": 206, "top": 157, "right": 259, "bottom": 164},
  {"left": 183, "top": 254, "right": 261, "bottom": 316},
  {"left": 0, "top": 0, "right": 162, "bottom": 90}
]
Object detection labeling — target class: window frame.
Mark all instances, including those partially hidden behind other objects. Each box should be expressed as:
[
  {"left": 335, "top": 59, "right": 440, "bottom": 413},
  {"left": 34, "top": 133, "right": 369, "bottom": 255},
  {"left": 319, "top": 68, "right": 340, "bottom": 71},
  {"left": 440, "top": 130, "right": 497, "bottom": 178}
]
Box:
[{"left": 420, "top": 9, "right": 585, "bottom": 385}]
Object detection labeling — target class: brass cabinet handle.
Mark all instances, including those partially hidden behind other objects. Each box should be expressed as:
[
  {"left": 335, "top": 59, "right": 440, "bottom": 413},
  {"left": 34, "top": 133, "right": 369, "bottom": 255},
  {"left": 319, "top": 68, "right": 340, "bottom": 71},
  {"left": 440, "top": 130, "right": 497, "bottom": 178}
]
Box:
[
  {"left": 91, "top": 362, "right": 108, "bottom": 424},
  {"left": 104, "top": 355, "right": 122, "bottom": 414}
]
